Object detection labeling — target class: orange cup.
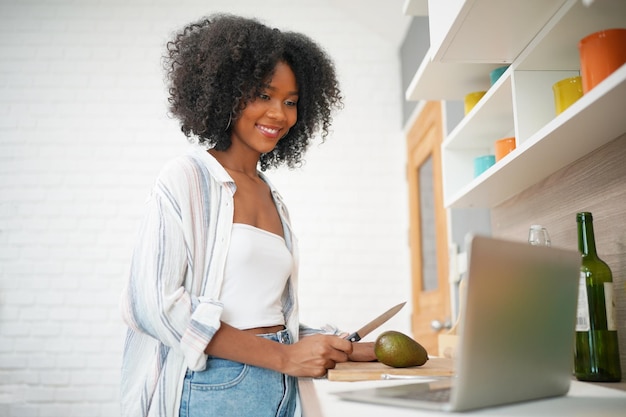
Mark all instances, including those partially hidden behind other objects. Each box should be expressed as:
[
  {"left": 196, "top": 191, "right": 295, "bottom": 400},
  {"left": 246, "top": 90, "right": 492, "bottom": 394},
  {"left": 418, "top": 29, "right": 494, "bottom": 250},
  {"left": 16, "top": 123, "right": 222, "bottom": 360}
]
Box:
[
  {"left": 495, "top": 137, "right": 516, "bottom": 162},
  {"left": 579, "top": 28, "right": 626, "bottom": 93}
]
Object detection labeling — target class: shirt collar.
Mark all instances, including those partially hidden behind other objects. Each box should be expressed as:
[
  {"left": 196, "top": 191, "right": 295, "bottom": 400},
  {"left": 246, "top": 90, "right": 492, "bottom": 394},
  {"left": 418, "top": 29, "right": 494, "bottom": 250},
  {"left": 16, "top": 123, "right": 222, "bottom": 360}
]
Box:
[
  {"left": 190, "top": 143, "right": 285, "bottom": 189},
  {"left": 187, "top": 143, "right": 235, "bottom": 186}
]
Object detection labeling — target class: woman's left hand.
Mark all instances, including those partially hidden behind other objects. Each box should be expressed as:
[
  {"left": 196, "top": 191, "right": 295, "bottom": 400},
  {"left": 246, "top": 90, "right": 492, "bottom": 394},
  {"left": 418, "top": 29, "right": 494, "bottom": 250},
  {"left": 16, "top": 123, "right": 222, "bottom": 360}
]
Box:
[{"left": 348, "top": 342, "right": 377, "bottom": 362}]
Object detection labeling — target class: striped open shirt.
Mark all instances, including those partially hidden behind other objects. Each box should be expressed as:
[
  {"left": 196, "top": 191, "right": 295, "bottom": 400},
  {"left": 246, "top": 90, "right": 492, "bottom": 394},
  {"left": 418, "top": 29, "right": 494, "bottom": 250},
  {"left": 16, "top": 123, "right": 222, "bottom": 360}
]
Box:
[{"left": 119, "top": 144, "right": 301, "bottom": 417}]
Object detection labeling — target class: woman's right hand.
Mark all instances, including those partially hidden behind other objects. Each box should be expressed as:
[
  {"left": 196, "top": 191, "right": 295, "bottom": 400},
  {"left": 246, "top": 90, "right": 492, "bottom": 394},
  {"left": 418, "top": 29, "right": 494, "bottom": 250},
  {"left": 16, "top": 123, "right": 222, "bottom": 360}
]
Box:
[
  {"left": 204, "top": 323, "right": 354, "bottom": 378},
  {"left": 280, "top": 334, "right": 353, "bottom": 377}
]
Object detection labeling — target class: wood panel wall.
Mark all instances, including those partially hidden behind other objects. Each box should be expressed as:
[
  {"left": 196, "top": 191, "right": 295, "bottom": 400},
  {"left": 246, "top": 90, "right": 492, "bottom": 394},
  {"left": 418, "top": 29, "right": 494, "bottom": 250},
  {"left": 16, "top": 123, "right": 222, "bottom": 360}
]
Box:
[{"left": 491, "top": 133, "right": 626, "bottom": 376}]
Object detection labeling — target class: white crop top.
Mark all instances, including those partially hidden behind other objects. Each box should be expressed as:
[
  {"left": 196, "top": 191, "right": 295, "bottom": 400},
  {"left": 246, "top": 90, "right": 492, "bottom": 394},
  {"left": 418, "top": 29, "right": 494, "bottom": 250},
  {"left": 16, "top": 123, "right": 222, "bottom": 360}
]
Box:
[{"left": 220, "top": 223, "right": 293, "bottom": 330}]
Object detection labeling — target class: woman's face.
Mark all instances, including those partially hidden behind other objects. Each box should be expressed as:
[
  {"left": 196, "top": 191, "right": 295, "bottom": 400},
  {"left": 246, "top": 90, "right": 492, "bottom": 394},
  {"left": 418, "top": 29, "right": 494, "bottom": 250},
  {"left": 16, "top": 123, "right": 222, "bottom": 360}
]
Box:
[{"left": 231, "top": 61, "right": 299, "bottom": 156}]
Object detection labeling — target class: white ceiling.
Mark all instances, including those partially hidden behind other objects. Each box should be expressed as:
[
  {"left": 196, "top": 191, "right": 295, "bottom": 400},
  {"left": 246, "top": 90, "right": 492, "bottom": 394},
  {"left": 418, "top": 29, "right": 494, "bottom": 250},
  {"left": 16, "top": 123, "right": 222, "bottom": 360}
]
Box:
[{"left": 325, "top": 0, "right": 415, "bottom": 47}]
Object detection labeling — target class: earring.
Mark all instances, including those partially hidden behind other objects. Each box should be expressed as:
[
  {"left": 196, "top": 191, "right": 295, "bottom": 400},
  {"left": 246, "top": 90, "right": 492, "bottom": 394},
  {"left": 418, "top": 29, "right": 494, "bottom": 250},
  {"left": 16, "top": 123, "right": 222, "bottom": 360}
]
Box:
[{"left": 224, "top": 113, "right": 232, "bottom": 132}]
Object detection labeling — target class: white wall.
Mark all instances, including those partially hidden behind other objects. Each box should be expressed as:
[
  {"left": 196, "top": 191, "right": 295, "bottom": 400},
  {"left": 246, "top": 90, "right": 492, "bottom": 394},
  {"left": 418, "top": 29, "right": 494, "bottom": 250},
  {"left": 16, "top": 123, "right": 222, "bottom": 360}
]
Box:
[{"left": 0, "top": 0, "right": 410, "bottom": 415}]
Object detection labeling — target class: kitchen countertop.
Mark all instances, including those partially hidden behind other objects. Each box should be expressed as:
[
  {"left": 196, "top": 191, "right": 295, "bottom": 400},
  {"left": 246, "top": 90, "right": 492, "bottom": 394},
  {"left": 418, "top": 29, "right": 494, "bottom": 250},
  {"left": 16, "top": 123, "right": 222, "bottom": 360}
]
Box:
[{"left": 313, "top": 378, "right": 626, "bottom": 416}]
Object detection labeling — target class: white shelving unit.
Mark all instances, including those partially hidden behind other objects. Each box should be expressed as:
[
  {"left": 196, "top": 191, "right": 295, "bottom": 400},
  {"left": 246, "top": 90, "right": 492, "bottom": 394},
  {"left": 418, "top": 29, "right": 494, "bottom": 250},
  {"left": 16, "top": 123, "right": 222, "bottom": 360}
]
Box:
[{"left": 405, "top": 0, "right": 626, "bottom": 208}]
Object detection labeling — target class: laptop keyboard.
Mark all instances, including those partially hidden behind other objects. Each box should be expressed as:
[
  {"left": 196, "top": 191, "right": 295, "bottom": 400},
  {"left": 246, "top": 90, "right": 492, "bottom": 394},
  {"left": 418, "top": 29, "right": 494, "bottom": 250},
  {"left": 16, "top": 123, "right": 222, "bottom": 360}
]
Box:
[{"left": 392, "top": 386, "right": 452, "bottom": 403}]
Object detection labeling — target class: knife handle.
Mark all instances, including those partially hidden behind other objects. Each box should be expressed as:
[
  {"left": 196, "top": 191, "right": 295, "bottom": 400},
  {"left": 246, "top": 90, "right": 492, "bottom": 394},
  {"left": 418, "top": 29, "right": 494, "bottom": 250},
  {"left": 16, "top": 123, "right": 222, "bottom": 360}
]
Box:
[{"left": 345, "top": 332, "right": 361, "bottom": 342}]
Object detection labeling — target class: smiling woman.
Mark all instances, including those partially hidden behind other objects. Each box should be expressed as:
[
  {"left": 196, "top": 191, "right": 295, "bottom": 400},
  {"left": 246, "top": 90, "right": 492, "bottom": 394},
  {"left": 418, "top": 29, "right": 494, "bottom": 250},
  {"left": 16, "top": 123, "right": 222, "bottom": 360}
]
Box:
[
  {"left": 216, "top": 62, "right": 301, "bottom": 240},
  {"left": 228, "top": 62, "right": 299, "bottom": 158},
  {"left": 119, "top": 13, "right": 376, "bottom": 417},
  {"left": 163, "top": 14, "right": 342, "bottom": 171}
]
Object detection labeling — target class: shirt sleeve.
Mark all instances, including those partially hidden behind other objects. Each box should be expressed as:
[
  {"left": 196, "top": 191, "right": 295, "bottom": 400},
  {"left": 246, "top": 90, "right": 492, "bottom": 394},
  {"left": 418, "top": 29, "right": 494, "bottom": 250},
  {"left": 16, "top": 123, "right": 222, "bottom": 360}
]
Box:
[{"left": 120, "top": 163, "right": 223, "bottom": 371}]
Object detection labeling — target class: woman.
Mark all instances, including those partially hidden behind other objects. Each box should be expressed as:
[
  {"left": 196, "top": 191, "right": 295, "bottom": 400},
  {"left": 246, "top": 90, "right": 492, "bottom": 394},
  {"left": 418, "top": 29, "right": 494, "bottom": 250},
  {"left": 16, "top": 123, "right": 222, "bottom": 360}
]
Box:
[{"left": 120, "top": 14, "right": 375, "bottom": 417}]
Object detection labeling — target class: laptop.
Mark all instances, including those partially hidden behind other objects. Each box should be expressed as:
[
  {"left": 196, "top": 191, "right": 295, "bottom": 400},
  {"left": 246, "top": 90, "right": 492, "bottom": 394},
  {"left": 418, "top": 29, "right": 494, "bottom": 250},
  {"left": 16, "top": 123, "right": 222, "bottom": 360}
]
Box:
[{"left": 335, "top": 235, "right": 581, "bottom": 412}]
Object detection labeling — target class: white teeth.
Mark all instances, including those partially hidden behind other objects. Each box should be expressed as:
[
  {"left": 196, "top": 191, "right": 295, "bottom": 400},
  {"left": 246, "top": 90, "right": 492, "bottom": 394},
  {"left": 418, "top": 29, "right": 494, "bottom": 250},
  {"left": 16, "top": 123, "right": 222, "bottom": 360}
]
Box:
[{"left": 258, "top": 125, "right": 279, "bottom": 134}]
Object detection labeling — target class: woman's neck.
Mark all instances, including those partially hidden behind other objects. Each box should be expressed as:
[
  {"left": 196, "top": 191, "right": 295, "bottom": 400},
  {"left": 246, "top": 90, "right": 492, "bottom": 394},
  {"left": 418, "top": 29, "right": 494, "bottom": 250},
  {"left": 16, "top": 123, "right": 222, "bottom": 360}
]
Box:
[{"left": 209, "top": 149, "right": 259, "bottom": 178}]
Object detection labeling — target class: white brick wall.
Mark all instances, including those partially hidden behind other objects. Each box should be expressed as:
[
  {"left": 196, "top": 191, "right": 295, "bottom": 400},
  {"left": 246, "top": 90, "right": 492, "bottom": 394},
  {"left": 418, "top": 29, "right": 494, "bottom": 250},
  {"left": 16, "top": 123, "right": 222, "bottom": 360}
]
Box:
[{"left": 0, "top": 0, "right": 411, "bottom": 415}]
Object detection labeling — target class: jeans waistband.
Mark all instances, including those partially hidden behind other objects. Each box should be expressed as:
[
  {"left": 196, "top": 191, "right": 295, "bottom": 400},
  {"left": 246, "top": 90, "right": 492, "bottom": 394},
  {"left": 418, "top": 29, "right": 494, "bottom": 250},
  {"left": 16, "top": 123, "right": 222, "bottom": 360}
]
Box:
[{"left": 258, "top": 328, "right": 292, "bottom": 344}]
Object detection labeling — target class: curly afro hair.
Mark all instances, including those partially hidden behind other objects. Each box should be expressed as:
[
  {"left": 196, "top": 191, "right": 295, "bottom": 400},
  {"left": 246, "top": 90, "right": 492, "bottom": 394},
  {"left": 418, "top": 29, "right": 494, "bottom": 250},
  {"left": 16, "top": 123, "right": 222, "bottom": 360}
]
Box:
[{"left": 164, "top": 14, "right": 343, "bottom": 171}]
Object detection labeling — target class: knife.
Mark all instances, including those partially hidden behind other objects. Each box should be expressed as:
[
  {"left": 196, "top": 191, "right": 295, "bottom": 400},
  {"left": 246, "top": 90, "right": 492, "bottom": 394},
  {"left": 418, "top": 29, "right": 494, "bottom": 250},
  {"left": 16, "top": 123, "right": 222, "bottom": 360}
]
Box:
[{"left": 345, "top": 301, "right": 406, "bottom": 342}]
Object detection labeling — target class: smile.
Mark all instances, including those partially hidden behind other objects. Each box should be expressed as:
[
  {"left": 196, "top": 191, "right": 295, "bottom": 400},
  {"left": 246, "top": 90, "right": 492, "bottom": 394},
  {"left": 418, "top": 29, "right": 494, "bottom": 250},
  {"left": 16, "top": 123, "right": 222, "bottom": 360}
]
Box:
[{"left": 257, "top": 124, "right": 281, "bottom": 138}]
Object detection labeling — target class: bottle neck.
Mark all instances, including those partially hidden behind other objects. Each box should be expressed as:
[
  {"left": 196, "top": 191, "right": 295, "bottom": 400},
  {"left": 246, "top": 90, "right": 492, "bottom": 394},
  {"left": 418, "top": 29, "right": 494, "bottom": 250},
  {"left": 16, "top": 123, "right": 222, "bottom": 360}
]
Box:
[{"left": 577, "top": 213, "right": 597, "bottom": 257}]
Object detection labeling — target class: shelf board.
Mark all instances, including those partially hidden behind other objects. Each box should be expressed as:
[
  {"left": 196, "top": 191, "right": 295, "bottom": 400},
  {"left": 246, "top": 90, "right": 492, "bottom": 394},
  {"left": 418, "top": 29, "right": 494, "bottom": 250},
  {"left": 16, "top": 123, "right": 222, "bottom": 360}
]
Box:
[
  {"left": 406, "top": 48, "right": 504, "bottom": 101},
  {"left": 405, "top": 0, "right": 569, "bottom": 100},
  {"left": 444, "top": 64, "right": 626, "bottom": 208},
  {"left": 403, "top": 0, "right": 428, "bottom": 16},
  {"left": 405, "top": 0, "right": 626, "bottom": 100},
  {"left": 434, "top": 0, "right": 565, "bottom": 63},
  {"left": 444, "top": 71, "right": 514, "bottom": 149}
]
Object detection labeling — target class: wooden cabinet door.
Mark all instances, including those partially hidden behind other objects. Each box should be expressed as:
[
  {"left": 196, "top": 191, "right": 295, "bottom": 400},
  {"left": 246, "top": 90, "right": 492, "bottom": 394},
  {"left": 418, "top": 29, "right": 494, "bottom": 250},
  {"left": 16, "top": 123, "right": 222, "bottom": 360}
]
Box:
[{"left": 406, "top": 101, "right": 450, "bottom": 353}]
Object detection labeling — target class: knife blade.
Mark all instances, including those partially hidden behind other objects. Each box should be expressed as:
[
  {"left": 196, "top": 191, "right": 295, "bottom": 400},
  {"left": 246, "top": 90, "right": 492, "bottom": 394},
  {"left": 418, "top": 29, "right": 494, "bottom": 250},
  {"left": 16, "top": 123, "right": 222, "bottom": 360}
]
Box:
[{"left": 345, "top": 301, "right": 406, "bottom": 342}]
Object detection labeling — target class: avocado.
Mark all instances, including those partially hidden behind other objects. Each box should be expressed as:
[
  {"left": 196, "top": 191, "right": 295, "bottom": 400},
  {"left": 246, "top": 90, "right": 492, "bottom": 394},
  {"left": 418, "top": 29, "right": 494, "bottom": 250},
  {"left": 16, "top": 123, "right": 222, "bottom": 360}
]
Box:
[{"left": 374, "top": 330, "right": 429, "bottom": 368}]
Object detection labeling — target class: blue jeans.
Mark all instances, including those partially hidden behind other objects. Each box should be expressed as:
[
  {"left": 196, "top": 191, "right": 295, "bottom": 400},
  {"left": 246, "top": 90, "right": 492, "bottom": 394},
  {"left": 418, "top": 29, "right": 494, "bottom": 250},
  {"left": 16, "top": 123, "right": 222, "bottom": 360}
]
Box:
[{"left": 179, "top": 329, "right": 297, "bottom": 417}]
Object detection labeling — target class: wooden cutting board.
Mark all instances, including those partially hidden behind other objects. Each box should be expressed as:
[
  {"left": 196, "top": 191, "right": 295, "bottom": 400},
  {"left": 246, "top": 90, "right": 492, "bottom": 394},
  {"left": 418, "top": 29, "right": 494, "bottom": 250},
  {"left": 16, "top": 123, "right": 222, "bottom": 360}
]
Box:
[{"left": 327, "top": 357, "right": 454, "bottom": 382}]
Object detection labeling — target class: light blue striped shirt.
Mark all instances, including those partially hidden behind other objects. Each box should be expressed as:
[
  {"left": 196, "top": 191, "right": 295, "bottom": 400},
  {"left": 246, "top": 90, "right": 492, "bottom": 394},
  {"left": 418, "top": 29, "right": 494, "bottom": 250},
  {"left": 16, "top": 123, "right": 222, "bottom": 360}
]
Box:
[{"left": 120, "top": 144, "right": 301, "bottom": 417}]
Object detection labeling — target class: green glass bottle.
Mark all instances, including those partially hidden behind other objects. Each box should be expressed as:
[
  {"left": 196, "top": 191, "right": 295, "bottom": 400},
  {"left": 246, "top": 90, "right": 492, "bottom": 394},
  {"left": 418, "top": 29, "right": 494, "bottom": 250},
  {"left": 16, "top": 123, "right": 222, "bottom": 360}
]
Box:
[{"left": 574, "top": 212, "right": 621, "bottom": 382}]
